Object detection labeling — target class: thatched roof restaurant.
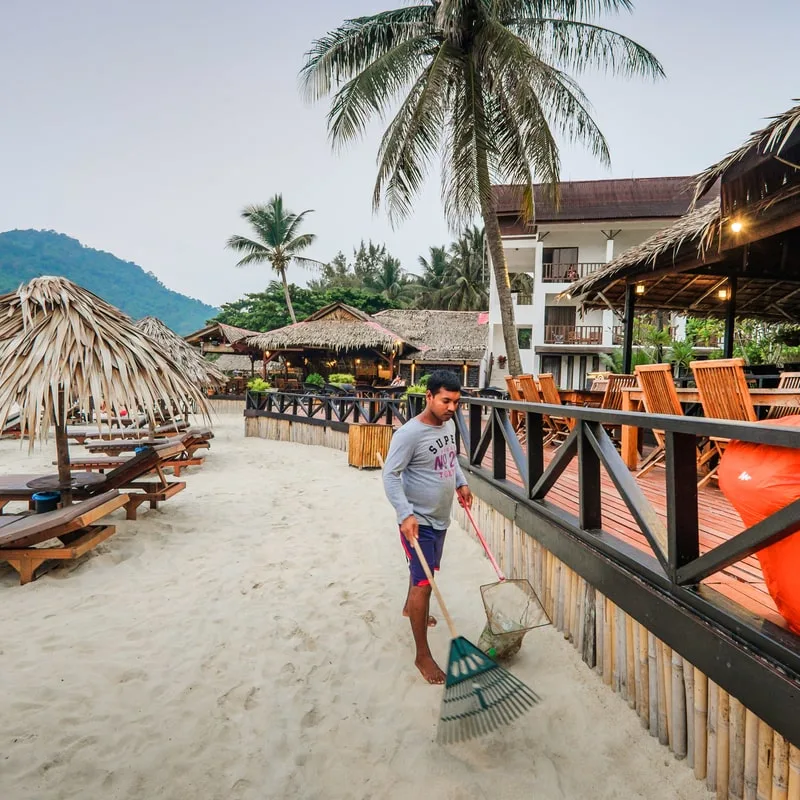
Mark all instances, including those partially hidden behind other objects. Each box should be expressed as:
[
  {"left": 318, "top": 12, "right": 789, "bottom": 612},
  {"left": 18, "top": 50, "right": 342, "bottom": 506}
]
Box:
[
  {"left": 565, "top": 102, "right": 800, "bottom": 368},
  {"left": 692, "top": 101, "right": 800, "bottom": 231},
  {"left": 247, "top": 304, "right": 408, "bottom": 353},
  {"left": 243, "top": 303, "right": 488, "bottom": 387},
  {"left": 184, "top": 322, "right": 261, "bottom": 355}
]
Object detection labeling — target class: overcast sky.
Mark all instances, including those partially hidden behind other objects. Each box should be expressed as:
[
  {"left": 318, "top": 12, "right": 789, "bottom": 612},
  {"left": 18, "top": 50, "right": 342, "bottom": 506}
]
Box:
[{"left": 1, "top": 0, "right": 798, "bottom": 308}]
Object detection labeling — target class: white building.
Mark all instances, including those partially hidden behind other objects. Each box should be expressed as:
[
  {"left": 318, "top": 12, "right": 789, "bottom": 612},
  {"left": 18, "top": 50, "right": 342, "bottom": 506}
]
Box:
[{"left": 487, "top": 177, "right": 694, "bottom": 389}]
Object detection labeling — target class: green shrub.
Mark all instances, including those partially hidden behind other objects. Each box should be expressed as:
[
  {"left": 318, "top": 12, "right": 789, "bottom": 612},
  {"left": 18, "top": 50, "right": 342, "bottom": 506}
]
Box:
[
  {"left": 403, "top": 383, "right": 428, "bottom": 398},
  {"left": 328, "top": 373, "right": 355, "bottom": 385},
  {"left": 306, "top": 372, "right": 325, "bottom": 387},
  {"left": 247, "top": 377, "right": 272, "bottom": 392},
  {"left": 418, "top": 374, "right": 430, "bottom": 388}
]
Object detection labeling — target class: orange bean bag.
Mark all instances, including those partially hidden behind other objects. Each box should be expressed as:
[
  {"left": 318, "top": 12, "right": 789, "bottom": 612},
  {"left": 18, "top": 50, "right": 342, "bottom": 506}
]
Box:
[{"left": 718, "top": 415, "right": 800, "bottom": 634}]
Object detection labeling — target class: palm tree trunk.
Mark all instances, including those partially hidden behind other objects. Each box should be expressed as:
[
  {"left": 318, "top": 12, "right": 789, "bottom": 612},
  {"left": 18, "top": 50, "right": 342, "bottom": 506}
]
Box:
[
  {"left": 475, "top": 148, "right": 523, "bottom": 376},
  {"left": 279, "top": 269, "right": 297, "bottom": 324}
]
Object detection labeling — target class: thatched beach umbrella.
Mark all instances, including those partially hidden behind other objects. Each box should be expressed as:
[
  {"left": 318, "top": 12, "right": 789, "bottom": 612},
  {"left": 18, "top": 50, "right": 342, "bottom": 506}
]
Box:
[
  {"left": 0, "top": 277, "right": 210, "bottom": 502},
  {"left": 135, "top": 316, "right": 227, "bottom": 390}
]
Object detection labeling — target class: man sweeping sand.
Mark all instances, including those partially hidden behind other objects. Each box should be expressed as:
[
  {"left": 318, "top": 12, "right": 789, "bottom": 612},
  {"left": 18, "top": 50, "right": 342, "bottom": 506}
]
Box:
[{"left": 382, "top": 370, "right": 472, "bottom": 684}]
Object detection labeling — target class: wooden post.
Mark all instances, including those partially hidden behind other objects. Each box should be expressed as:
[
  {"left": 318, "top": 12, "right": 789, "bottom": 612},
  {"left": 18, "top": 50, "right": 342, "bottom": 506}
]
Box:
[
  {"left": 708, "top": 682, "right": 719, "bottom": 792},
  {"left": 671, "top": 650, "right": 687, "bottom": 759},
  {"left": 684, "top": 660, "right": 695, "bottom": 770},
  {"left": 55, "top": 387, "right": 72, "bottom": 506},
  {"left": 744, "top": 709, "right": 759, "bottom": 800},
  {"left": 622, "top": 283, "right": 636, "bottom": 374},
  {"left": 724, "top": 275, "right": 738, "bottom": 358},
  {"left": 729, "top": 696, "right": 746, "bottom": 799},
  {"left": 637, "top": 623, "right": 650, "bottom": 729},
  {"left": 656, "top": 641, "right": 669, "bottom": 745},
  {"left": 774, "top": 733, "right": 790, "bottom": 800},
  {"left": 694, "top": 668, "right": 708, "bottom": 780},
  {"left": 757, "top": 720, "right": 773, "bottom": 800},
  {"left": 648, "top": 632, "right": 658, "bottom": 736},
  {"left": 717, "top": 690, "right": 730, "bottom": 799}
]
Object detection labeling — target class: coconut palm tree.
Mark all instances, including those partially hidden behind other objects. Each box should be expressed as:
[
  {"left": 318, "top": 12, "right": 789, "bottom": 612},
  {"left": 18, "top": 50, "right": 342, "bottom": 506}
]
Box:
[
  {"left": 369, "top": 255, "right": 419, "bottom": 304},
  {"left": 302, "top": 1, "right": 663, "bottom": 374},
  {"left": 226, "top": 195, "right": 321, "bottom": 323},
  {"left": 416, "top": 245, "right": 451, "bottom": 308}
]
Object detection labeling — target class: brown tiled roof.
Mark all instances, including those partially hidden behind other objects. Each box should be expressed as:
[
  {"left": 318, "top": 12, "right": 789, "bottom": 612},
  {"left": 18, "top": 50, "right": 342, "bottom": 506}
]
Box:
[{"left": 493, "top": 176, "right": 696, "bottom": 224}]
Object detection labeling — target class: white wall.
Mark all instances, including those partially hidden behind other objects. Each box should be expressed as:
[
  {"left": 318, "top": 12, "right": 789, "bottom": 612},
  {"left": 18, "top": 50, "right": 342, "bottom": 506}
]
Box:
[{"left": 486, "top": 219, "right": 683, "bottom": 388}]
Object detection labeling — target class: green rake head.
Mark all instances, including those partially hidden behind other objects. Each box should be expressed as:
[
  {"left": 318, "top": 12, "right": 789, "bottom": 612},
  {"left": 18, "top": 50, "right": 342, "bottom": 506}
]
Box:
[{"left": 437, "top": 636, "right": 540, "bottom": 744}]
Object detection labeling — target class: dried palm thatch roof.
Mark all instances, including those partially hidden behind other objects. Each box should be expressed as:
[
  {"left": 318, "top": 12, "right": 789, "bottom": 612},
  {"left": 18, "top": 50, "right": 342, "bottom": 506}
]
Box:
[
  {"left": 564, "top": 199, "right": 721, "bottom": 300},
  {"left": 246, "top": 303, "right": 408, "bottom": 353},
  {"left": 184, "top": 321, "right": 261, "bottom": 348},
  {"left": 693, "top": 101, "right": 800, "bottom": 209},
  {"left": 136, "top": 316, "right": 227, "bottom": 389},
  {"left": 213, "top": 353, "right": 263, "bottom": 373},
  {"left": 0, "top": 277, "right": 210, "bottom": 444},
  {"left": 373, "top": 309, "right": 487, "bottom": 362}
]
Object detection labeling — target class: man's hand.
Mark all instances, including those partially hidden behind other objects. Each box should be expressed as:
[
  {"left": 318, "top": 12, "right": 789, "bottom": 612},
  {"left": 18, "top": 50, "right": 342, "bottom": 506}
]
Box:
[
  {"left": 456, "top": 484, "right": 473, "bottom": 510},
  {"left": 400, "top": 514, "right": 419, "bottom": 544}
]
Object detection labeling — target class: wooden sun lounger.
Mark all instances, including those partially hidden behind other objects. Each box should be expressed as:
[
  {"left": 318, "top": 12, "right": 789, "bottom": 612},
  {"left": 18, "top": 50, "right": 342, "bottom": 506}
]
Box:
[
  {"left": 0, "top": 442, "right": 186, "bottom": 521},
  {"left": 67, "top": 420, "right": 189, "bottom": 444},
  {"left": 84, "top": 428, "right": 213, "bottom": 459},
  {"left": 0, "top": 490, "right": 129, "bottom": 584},
  {"left": 63, "top": 443, "right": 204, "bottom": 478}
]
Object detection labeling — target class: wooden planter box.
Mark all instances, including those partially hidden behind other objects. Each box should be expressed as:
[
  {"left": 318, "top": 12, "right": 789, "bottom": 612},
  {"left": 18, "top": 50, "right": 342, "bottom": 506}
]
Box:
[{"left": 348, "top": 424, "right": 393, "bottom": 469}]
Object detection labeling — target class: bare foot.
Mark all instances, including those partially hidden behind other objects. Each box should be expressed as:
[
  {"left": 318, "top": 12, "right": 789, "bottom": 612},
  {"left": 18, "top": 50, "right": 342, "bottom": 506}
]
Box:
[
  {"left": 415, "top": 654, "right": 446, "bottom": 684},
  {"left": 403, "top": 609, "right": 437, "bottom": 627}
]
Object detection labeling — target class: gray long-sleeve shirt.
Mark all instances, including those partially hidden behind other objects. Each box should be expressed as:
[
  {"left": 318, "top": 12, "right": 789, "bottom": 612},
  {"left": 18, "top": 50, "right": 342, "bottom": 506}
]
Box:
[{"left": 382, "top": 417, "right": 468, "bottom": 530}]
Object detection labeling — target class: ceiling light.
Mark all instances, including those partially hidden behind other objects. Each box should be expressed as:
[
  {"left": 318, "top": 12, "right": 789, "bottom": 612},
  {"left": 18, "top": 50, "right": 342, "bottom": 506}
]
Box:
[
  {"left": 635, "top": 283, "right": 646, "bottom": 295},
  {"left": 718, "top": 288, "right": 730, "bottom": 300},
  {"left": 731, "top": 220, "right": 743, "bottom": 233}
]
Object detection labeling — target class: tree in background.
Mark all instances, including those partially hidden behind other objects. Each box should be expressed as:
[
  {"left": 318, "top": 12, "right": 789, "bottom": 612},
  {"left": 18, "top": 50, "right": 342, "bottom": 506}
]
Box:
[
  {"left": 416, "top": 245, "right": 451, "bottom": 308},
  {"left": 369, "top": 255, "right": 419, "bottom": 304},
  {"left": 438, "top": 226, "right": 488, "bottom": 311},
  {"left": 226, "top": 195, "right": 322, "bottom": 324},
  {"left": 302, "top": 1, "right": 662, "bottom": 374},
  {"left": 212, "top": 282, "right": 399, "bottom": 332}
]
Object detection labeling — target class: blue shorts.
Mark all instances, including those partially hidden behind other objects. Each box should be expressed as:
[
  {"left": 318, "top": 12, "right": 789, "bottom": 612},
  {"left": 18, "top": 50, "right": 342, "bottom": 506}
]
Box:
[{"left": 400, "top": 525, "right": 447, "bottom": 586}]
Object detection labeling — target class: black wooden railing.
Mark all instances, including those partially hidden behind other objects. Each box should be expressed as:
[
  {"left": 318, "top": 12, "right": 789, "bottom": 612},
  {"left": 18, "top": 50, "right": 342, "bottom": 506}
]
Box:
[
  {"left": 245, "top": 390, "right": 412, "bottom": 426},
  {"left": 247, "top": 389, "right": 800, "bottom": 742}
]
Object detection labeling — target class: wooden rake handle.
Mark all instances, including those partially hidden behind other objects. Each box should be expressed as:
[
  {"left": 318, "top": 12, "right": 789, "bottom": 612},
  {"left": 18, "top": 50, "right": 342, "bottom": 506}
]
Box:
[
  {"left": 410, "top": 539, "right": 459, "bottom": 640},
  {"left": 377, "top": 450, "right": 459, "bottom": 640}
]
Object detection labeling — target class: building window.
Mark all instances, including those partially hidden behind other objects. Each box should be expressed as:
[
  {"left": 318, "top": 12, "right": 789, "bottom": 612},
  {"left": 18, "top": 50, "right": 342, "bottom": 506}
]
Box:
[
  {"left": 542, "top": 247, "right": 580, "bottom": 282},
  {"left": 517, "top": 328, "right": 533, "bottom": 350},
  {"left": 540, "top": 355, "right": 562, "bottom": 385}
]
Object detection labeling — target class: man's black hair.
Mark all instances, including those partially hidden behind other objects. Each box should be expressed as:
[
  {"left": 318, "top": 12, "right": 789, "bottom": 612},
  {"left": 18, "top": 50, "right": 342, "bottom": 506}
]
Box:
[{"left": 426, "top": 369, "right": 462, "bottom": 396}]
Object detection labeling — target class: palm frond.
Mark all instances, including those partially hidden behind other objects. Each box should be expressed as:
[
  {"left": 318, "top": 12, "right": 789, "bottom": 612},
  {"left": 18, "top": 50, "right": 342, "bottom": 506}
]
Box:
[
  {"left": 509, "top": 18, "right": 664, "bottom": 78},
  {"left": 225, "top": 235, "right": 273, "bottom": 267},
  {"left": 373, "top": 44, "right": 456, "bottom": 223},
  {"left": 494, "top": 1, "right": 634, "bottom": 20},
  {"left": 328, "top": 34, "right": 438, "bottom": 147},
  {"left": 301, "top": 6, "right": 435, "bottom": 101}
]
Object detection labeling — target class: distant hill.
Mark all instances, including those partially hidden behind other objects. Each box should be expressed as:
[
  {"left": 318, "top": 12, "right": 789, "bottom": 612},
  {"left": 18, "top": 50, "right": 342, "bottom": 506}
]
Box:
[{"left": 0, "top": 229, "right": 218, "bottom": 334}]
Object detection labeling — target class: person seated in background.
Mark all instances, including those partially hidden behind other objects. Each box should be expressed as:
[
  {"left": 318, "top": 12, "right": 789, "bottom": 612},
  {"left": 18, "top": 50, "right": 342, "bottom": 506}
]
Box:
[
  {"left": 565, "top": 265, "right": 579, "bottom": 281},
  {"left": 390, "top": 375, "right": 406, "bottom": 387}
]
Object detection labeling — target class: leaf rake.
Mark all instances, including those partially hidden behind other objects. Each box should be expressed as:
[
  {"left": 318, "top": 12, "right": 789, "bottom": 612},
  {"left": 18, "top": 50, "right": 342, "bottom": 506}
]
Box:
[{"left": 410, "top": 539, "right": 540, "bottom": 744}]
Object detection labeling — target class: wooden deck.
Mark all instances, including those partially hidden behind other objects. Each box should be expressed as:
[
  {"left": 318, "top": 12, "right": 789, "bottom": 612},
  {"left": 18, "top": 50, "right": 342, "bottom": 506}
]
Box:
[{"left": 479, "top": 438, "right": 784, "bottom": 628}]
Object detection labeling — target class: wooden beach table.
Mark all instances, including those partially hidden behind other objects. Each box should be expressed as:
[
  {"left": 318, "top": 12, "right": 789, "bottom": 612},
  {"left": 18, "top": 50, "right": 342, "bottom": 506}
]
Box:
[{"left": 620, "top": 387, "right": 800, "bottom": 469}]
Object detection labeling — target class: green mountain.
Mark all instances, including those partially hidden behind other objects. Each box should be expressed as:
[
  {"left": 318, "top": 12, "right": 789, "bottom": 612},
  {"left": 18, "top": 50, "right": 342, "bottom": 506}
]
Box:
[{"left": 0, "top": 229, "right": 218, "bottom": 334}]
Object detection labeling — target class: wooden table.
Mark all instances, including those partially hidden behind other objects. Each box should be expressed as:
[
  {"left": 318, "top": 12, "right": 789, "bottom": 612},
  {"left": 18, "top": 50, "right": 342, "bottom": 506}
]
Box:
[
  {"left": 619, "top": 387, "right": 800, "bottom": 469},
  {"left": 26, "top": 472, "right": 107, "bottom": 491}
]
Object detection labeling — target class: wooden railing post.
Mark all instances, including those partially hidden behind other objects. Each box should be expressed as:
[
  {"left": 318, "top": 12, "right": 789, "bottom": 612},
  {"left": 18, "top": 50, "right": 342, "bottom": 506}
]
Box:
[
  {"left": 578, "top": 421, "right": 602, "bottom": 530},
  {"left": 492, "top": 409, "right": 507, "bottom": 481},
  {"left": 469, "top": 402, "right": 483, "bottom": 460},
  {"left": 665, "top": 431, "right": 700, "bottom": 582},
  {"left": 525, "top": 411, "right": 545, "bottom": 497}
]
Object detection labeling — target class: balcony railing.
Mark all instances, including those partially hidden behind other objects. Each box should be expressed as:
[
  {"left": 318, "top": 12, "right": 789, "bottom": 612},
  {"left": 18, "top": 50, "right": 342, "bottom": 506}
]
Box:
[
  {"left": 542, "top": 262, "right": 605, "bottom": 283},
  {"left": 544, "top": 325, "right": 603, "bottom": 345},
  {"left": 512, "top": 293, "right": 533, "bottom": 306}
]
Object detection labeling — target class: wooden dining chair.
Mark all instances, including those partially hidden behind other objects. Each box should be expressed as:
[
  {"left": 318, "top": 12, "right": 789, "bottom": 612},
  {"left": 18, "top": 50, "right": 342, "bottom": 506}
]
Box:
[
  {"left": 690, "top": 358, "right": 757, "bottom": 488},
  {"left": 766, "top": 372, "right": 800, "bottom": 419},
  {"left": 537, "top": 373, "right": 574, "bottom": 444},
  {"left": 517, "top": 374, "right": 554, "bottom": 444},
  {"left": 633, "top": 364, "right": 716, "bottom": 482},
  {"left": 504, "top": 375, "right": 527, "bottom": 440}
]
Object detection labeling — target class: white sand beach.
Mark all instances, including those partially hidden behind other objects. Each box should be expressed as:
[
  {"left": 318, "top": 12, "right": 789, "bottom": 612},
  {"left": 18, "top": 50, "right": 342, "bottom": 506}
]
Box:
[{"left": 0, "top": 418, "right": 711, "bottom": 800}]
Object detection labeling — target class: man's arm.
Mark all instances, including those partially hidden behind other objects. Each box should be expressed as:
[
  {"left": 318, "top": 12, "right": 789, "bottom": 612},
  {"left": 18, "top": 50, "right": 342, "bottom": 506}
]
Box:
[{"left": 382, "top": 429, "right": 415, "bottom": 525}]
